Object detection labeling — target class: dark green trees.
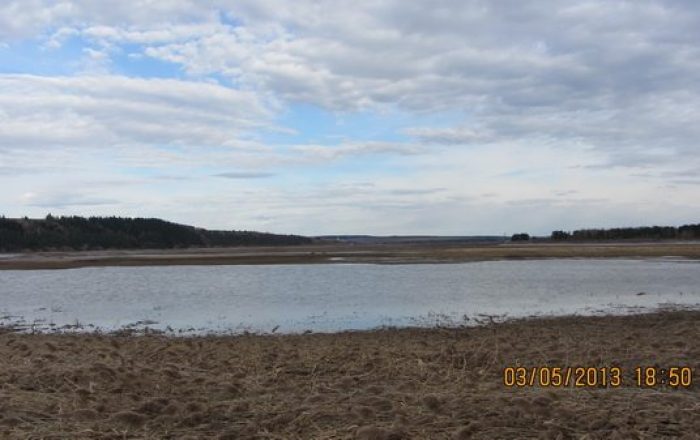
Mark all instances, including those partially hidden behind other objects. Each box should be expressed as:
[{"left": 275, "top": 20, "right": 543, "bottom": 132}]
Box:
[
  {"left": 0, "top": 216, "right": 311, "bottom": 251},
  {"left": 550, "top": 224, "right": 700, "bottom": 241},
  {"left": 511, "top": 233, "right": 530, "bottom": 241},
  {"left": 551, "top": 230, "right": 571, "bottom": 240}
]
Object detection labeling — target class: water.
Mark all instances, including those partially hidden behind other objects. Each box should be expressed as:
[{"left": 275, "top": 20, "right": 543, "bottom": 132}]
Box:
[{"left": 0, "top": 259, "right": 699, "bottom": 334}]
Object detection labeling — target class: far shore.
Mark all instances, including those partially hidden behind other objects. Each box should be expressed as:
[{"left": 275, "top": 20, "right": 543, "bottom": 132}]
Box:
[{"left": 1, "top": 241, "right": 700, "bottom": 270}]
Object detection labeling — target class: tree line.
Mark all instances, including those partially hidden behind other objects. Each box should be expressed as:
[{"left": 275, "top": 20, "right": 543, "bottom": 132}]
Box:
[
  {"left": 0, "top": 215, "right": 312, "bottom": 251},
  {"left": 510, "top": 233, "right": 530, "bottom": 241},
  {"left": 551, "top": 224, "right": 700, "bottom": 241}
]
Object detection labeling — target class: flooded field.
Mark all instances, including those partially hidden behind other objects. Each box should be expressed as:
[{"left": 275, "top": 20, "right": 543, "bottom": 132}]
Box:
[{"left": 1, "top": 258, "right": 699, "bottom": 334}]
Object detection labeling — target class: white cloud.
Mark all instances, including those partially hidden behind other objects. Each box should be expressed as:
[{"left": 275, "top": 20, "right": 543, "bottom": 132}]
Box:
[
  {"left": 20, "top": 192, "right": 118, "bottom": 208},
  {"left": 0, "top": 74, "right": 271, "bottom": 151},
  {"left": 291, "top": 141, "right": 423, "bottom": 161},
  {"left": 9, "top": 1, "right": 695, "bottom": 169},
  {"left": 214, "top": 171, "right": 275, "bottom": 179}
]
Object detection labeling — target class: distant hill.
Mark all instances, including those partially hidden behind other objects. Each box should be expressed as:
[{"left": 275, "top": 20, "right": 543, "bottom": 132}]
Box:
[{"left": 0, "top": 215, "right": 312, "bottom": 251}]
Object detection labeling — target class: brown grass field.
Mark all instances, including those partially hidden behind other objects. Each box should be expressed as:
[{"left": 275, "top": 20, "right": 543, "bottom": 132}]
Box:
[
  {"left": 1, "top": 311, "right": 699, "bottom": 439},
  {"left": 2, "top": 241, "right": 700, "bottom": 270}
]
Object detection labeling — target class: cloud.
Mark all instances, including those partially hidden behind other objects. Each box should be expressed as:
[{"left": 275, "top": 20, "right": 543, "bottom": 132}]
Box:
[
  {"left": 0, "top": 166, "right": 37, "bottom": 176},
  {"left": 1, "top": 1, "right": 700, "bottom": 233},
  {"left": 291, "top": 141, "right": 424, "bottom": 161},
  {"left": 0, "top": 1, "right": 215, "bottom": 41},
  {"left": 404, "top": 126, "right": 496, "bottom": 145},
  {"left": 635, "top": 167, "right": 700, "bottom": 186},
  {"left": 214, "top": 171, "right": 275, "bottom": 179},
  {"left": 0, "top": 74, "right": 271, "bottom": 151},
  {"left": 20, "top": 191, "right": 118, "bottom": 208},
  {"left": 389, "top": 188, "right": 445, "bottom": 196},
  {"left": 5, "top": 1, "right": 695, "bottom": 170}
]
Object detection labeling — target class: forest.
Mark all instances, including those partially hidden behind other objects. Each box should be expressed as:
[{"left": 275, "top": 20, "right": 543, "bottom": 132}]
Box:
[
  {"left": 551, "top": 224, "right": 700, "bottom": 241},
  {"left": 0, "top": 215, "right": 311, "bottom": 251}
]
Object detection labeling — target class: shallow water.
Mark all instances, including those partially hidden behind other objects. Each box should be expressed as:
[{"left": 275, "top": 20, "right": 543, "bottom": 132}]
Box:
[{"left": 1, "top": 259, "right": 699, "bottom": 334}]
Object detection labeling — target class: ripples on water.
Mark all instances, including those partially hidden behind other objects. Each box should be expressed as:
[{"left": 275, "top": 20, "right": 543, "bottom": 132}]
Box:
[{"left": 0, "top": 259, "right": 699, "bottom": 334}]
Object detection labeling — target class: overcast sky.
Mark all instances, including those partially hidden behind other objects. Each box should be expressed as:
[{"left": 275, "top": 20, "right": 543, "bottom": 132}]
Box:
[{"left": 1, "top": 1, "right": 699, "bottom": 235}]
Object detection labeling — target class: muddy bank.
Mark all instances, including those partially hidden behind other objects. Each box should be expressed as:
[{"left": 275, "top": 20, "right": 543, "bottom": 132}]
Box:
[
  {"left": 1, "top": 311, "right": 698, "bottom": 438},
  {"left": 2, "top": 242, "right": 700, "bottom": 269}
]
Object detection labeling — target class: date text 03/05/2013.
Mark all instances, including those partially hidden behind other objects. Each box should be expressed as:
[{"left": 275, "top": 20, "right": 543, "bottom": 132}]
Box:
[{"left": 503, "top": 366, "right": 693, "bottom": 388}]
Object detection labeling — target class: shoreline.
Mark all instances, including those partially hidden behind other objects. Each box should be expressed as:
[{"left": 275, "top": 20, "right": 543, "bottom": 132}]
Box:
[
  {"left": 2, "top": 304, "right": 697, "bottom": 337},
  {"left": 1, "top": 310, "right": 698, "bottom": 438},
  {"left": 2, "top": 241, "right": 700, "bottom": 270}
]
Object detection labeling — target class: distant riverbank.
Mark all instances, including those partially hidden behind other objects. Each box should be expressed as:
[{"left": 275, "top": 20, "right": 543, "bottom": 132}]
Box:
[{"left": 2, "top": 241, "right": 700, "bottom": 270}]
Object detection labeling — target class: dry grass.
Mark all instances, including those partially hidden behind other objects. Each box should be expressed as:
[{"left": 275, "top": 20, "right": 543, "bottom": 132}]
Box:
[
  {"left": 2, "top": 242, "right": 700, "bottom": 270},
  {"left": 1, "top": 311, "right": 699, "bottom": 438}
]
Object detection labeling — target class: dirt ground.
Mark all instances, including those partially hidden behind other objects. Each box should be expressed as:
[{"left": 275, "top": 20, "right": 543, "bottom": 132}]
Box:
[
  {"left": 0, "top": 311, "right": 699, "bottom": 439},
  {"left": 2, "top": 241, "right": 700, "bottom": 270}
]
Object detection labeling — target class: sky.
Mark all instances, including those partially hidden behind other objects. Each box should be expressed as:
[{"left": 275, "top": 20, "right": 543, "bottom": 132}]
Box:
[{"left": 1, "top": 1, "right": 699, "bottom": 236}]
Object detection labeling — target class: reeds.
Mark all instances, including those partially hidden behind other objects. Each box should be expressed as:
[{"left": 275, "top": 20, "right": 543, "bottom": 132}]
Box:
[{"left": 0, "top": 311, "right": 697, "bottom": 438}]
